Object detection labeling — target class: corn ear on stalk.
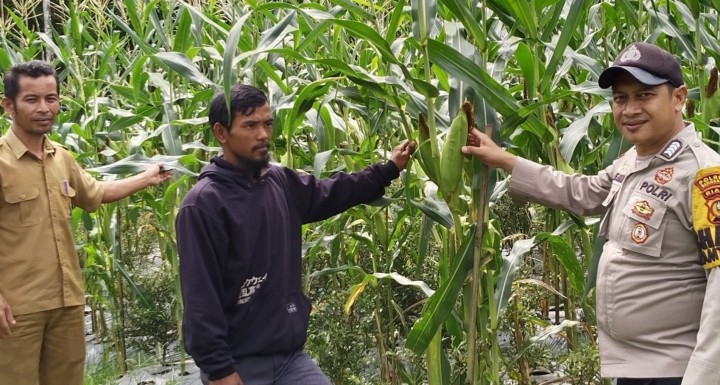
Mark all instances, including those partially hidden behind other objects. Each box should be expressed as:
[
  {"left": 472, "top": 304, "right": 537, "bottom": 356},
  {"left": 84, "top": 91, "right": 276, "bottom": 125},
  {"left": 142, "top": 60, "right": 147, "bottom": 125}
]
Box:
[
  {"left": 439, "top": 101, "right": 473, "bottom": 195},
  {"left": 417, "top": 112, "right": 440, "bottom": 183},
  {"left": 704, "top": 67, "right": 720, "bottom": 124}
]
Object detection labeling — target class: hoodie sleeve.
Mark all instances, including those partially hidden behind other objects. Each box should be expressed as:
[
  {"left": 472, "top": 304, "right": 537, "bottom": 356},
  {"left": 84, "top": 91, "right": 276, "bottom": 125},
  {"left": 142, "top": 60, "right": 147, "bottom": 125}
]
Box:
[
  {"left": 288, "top": 161, "right": 400, "bottom": 223},
  {"left": 176, "top": 203, "right": 236, "bottom": 380}
]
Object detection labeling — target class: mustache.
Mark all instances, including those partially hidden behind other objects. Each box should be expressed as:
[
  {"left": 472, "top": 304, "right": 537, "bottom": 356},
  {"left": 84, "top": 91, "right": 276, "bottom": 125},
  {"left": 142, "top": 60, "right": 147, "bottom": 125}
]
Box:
[{"left": 252, "top": 142, "right": 270, "bottom": 151}]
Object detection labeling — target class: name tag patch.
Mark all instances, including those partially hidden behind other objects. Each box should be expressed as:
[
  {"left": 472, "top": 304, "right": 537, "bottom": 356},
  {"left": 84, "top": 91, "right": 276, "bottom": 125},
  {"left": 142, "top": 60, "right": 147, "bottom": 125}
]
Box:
[{"left": 638, "top": 181, "right": 673, "bottom": 202}]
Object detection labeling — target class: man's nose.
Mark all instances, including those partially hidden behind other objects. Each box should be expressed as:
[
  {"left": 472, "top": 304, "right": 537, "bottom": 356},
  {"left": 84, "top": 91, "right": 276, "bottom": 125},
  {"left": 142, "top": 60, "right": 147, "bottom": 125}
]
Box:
[
  {"left": 258, "top": 127, "right": 269, "bottom": 140},
  {"left": 36, "top": 100, "right": 50, "bottom": 113},
  {"left": 623, "top": 98, "right": 642, "bottom": 115}
]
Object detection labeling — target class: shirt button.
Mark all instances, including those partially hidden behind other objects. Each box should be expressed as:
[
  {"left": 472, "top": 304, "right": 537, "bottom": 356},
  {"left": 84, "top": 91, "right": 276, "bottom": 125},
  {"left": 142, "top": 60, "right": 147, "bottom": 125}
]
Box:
[
  {"left": 20, "top": 194, "right": 26, "bottom": 199},
  {"left": 693, "top": 141, "right": 701, "bottom": 147}
]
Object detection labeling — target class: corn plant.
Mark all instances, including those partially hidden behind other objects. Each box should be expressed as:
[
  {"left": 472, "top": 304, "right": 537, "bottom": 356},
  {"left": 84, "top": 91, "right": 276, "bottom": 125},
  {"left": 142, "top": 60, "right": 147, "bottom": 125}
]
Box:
[{"left": 2, "top": 1, "right": 719, "bottom": 384}]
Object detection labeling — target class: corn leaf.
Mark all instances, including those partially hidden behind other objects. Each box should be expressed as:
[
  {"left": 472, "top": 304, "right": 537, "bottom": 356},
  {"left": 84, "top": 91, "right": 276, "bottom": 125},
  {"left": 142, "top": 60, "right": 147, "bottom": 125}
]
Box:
[
  {"left": 406, "top": 225, "right": 475, "bottom": 354},
  {"left": 154, "top": 52, "right": 215, "bottom": 86}
]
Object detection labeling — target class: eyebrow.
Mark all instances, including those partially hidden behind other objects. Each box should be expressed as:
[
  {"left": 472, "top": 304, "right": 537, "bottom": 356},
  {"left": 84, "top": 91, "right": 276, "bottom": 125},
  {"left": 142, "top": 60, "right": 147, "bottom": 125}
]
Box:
[
  {"left": 612, "top": 85, "right": 658, "bottom": 94},
  {"left": 21, "top": 92, "right": 58, "bottom": 98},
  {"left": 242, "top": 118, "right": 273, "bottom": 125}
]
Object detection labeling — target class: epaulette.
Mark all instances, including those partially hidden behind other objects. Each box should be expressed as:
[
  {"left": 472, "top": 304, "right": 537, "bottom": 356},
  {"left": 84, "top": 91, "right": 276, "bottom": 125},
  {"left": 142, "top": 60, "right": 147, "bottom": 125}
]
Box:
[{"left": 656, "top": 139, "right": 683, "bottom": 161}]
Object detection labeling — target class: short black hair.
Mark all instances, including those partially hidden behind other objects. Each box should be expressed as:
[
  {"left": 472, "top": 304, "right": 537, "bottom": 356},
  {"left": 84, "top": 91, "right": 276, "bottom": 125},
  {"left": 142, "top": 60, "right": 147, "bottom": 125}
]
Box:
[
  {"left": 3, "top": 61, "right": 59, "bottom": 101},
  {"left": 208, "top": 84, "right": 268, "bottom": 130}
]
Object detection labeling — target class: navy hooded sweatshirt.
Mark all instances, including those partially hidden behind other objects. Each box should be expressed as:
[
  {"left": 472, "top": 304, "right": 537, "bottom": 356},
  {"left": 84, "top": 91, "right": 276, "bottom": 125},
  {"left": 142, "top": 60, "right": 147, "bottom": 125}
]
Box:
[{"left": 176, "top": 156, "right": 400, "bottom": 380}]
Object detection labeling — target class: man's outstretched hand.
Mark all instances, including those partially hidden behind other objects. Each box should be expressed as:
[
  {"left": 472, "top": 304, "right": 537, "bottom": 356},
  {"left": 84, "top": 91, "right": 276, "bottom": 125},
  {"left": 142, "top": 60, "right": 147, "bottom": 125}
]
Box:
[{"left": 390, "top": 140, "right": 417, "bottom": 171}]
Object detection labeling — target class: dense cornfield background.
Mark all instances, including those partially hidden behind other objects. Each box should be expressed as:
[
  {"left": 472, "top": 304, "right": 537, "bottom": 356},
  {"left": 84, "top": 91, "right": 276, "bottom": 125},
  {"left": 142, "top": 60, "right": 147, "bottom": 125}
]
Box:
[{"left": 1, "top": 0, "right": 719, "bottom": 384}]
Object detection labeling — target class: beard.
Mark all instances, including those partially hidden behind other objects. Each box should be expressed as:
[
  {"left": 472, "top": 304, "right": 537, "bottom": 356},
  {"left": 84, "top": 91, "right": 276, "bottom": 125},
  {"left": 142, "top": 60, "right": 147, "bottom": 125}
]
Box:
[{"left": 236, "top": 153, "right": 270, "bottom": 174}]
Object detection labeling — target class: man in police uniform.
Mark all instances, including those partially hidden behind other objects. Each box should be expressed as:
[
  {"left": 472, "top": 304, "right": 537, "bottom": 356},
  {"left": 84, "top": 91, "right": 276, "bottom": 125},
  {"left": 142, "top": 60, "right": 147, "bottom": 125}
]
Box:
[{"left": 461, "top": 42, "right": 720, "bottom": 385}]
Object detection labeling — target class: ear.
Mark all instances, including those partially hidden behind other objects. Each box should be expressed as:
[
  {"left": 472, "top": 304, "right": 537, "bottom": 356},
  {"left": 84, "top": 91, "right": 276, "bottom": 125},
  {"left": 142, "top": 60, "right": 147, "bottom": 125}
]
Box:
[
  {"left": 212, "top": 122, "right": 229, "bottom": 144},
  {"left": 1, "top": 97, "right": 14, "bottom": 116},
  {"left": 674, "top": 85, "right": 688, "bottom": 113}
]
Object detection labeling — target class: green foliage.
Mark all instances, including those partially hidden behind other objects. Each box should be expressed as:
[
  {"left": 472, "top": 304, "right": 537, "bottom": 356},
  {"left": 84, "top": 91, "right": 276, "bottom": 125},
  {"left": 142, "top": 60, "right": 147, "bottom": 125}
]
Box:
[
  {"left": 306, "top": 223, "right": 431, "bottom": 385},
  {"left": 123, "top": 265, "right": 177, "bottom": 365},
  {"left": 2, "top": 0, "right": 719, "bottom": 383},
  {"left": 559, "top": 342, "right": 603, "bottom": 385},
  {"left": 493, "top": 194, "right": 532, "bottom": 240},
  {"left": 83, "top": 356, "right": 125, "bottom": 385}
]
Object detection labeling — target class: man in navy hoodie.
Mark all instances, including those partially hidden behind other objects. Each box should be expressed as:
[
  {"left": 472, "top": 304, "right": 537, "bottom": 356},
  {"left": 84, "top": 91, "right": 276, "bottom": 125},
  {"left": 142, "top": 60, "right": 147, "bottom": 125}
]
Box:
[{"left": 176, "top": 84, "right": 416, "bottom": 385}]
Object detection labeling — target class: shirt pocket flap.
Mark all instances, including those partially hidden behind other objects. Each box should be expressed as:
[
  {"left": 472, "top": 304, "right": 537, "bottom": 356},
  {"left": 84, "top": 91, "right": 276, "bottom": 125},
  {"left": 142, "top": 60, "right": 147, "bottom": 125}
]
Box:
[
  {"left": 3, "top": 185, "right": 40, "bottom": 203},
  {"left": 622, "top": 194, "right": 667, "bottom": 229},
  {"left": 59, "top": 181, "right": 76, "bottom": 198}
]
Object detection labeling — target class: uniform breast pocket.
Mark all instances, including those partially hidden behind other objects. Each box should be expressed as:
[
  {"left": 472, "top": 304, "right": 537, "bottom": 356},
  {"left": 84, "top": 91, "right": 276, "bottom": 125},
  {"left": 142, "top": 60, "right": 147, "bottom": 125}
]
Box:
[
  {"left": 2, "top": 185, "right": 44, "bottom": 227},
  {"left": 59, "top": 180, "right": 76, "bottom": 218},
  {"left": 620, "top": 193, "right": 668, "bottom": 257}
]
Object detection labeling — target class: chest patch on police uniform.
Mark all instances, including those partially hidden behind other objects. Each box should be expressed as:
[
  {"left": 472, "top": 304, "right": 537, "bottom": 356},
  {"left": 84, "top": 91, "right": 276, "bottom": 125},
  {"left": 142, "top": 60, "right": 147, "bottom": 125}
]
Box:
[
  {"left": 638, "top": 181, "right": 673, "bottom": 202},
  {"left": 692, "top": 167, "right": 720, "bottom": 269},
  {"left": 654, "top": 167, "right": 674, "bottom": 185},
  {"left": 658, "top": 140, "right": 682, "bottom": 161},
  {"left": 631, "top": 223, "right": 648, "bottom": 243},
  {"left": 631, "top": 200, "right": 655, "bottom": 220}
]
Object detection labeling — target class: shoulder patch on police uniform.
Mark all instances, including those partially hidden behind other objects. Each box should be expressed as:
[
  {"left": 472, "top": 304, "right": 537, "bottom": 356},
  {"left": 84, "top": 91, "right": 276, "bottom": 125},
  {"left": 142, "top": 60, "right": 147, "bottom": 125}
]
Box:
[
  {"left": 692, "top": 166, "right": 720, "bottom": 269},
  {"left": 657, "top": 140, "right": 683, "bottom": 161}
]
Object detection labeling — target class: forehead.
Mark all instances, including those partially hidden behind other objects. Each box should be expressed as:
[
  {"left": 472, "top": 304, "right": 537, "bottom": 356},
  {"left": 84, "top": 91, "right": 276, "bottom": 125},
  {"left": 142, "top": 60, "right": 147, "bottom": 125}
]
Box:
[
  {"left": 16, "top": 75, "right": 58, "bottom": 95},
  {"left": 233, "top": 103, "right": 272, "bottom": 120},
  {"left": 611, "top": 73, "right": 664, "bottom": 93}
]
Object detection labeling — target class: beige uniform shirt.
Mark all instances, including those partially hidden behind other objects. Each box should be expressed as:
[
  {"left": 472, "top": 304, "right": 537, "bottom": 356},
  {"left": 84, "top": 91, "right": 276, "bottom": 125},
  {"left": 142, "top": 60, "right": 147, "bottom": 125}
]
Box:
[
  {"left": 509, "top": 124, "right": 720, "bottom": 383},
  {"left": 0, "top": 129, "right": 103, "bottom": 315}
]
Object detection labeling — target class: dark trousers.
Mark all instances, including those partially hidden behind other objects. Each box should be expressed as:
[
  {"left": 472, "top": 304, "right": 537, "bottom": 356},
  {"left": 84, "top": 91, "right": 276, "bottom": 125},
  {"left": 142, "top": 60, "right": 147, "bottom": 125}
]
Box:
[
  {"left": 201, "top": 349, "right": 332, "bottom": 385},
  {"left": 616, "top": 378, "right": 682, "bottom": 385}
]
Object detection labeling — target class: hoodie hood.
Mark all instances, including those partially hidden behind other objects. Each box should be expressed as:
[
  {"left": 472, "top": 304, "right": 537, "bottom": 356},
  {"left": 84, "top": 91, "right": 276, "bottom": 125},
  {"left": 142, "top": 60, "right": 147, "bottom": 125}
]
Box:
[{"left": 199, "top": 156, "right": 272, "bottom": 189}]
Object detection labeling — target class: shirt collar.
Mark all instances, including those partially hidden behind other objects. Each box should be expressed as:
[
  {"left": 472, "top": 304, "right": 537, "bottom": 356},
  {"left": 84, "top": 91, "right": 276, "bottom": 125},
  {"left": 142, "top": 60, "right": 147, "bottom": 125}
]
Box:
[
  {"left": 619, "top": 122, "right": 697, "bottom": 174},
  {"left": 4, "top": 128, "right": 57, "bottom": 159}
]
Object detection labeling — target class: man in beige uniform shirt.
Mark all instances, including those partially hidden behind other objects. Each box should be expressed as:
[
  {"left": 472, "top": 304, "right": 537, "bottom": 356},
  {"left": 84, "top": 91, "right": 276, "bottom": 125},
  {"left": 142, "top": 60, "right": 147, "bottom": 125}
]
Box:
[
  {"left": 462, "top": 42, "right": 720, "bottom": 385},
  {"left": 0, "top": 61, "right": 172, "bottom": 384}
]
